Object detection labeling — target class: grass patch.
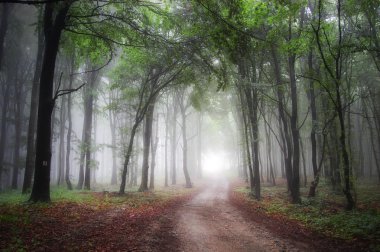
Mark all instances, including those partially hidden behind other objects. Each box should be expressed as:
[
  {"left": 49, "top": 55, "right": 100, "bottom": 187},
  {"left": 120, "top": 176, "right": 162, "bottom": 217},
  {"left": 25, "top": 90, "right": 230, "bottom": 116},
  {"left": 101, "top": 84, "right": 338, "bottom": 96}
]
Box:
[
  {"left": 0, "top": 190, "right": 29, "bottom": 204},
  {"left": 233, "top": 180, "right": 380, "bottom": 242},
  {"left": 0, "top": 184, "right": 197, "bottom": 210},
  {"left": 0, "top": 186, "right": 97, "bottom": 205}
]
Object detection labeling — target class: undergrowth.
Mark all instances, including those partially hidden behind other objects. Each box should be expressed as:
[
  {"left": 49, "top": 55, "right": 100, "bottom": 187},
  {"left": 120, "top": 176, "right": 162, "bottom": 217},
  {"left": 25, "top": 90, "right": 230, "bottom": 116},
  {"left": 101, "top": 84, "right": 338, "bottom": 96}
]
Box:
[
  {"left": 234, "top": 180, "right": 380, "bottom": 243},
  {"left": 0, "top": 184, "right": 197, "bottom": 251}
]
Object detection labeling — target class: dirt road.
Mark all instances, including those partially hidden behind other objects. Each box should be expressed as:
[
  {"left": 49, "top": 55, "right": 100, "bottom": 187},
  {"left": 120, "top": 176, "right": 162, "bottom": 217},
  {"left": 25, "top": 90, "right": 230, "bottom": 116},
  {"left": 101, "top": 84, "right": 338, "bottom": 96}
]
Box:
[{"left": 174, "top": 178, "right": 312, "bottom": 252}]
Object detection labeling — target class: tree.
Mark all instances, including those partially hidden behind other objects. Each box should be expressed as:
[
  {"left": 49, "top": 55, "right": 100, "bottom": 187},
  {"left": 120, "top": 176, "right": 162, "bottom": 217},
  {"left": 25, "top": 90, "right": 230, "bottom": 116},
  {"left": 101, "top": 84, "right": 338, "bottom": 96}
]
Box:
[
  {"left": 138, "top": 74, "right": 157, "bottom": 192},
  {"left": 115, "top": 45, "right": 188, "bottom": 194},
  {"left": 312, "top": 0, "right": 355, "bottom": 209},
  {"left": 170, "top": 93, "right": 178, "bottom": 185},
  {"left": 23, "top": 8, "right": 44, "bottom": 194},
  {"left": 177, "top": 87, "right": 193, "bottom": 188},
  {"left": 65, "top": 56, "right": 75, "bottom": 190},
  {"left": 82, "top": 66, "right": 99, "bottom": 190},
  {"left": 20, "top": 0, "right": 172, "bottom": 201},
  {"left": 57, "top": 80, "right": 66, "bottom": 186},
  {"left": 30, "top": 1, "right": 73, "bottom": 202},
  {"left": 149, "top": 112, "right": 159, "bottom": 190},
  {"left": 0, "top": 3, "right": 10, "bottom": 71},
  {"left": 12, "top": 51, "right": 31, "bottom": 189}
]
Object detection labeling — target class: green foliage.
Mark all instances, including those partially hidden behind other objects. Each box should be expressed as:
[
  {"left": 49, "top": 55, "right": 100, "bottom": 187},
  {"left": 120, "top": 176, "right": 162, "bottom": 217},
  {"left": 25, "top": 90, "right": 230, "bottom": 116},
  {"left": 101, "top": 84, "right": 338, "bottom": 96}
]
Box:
[
  {"left": 234, "top": 182, "right": 380, "bottom": 241},
  {"left": 0, "top": 187, "right": 93, "bottom": 205},
  {"left": 241, "top": 1, "right": 271, "bottom": 29},
  {"left": 0, "top": 190, "right": 28, "bottom": 204},
  {"left": 311, "top": 211, "right": 380, "bottom": 239}
]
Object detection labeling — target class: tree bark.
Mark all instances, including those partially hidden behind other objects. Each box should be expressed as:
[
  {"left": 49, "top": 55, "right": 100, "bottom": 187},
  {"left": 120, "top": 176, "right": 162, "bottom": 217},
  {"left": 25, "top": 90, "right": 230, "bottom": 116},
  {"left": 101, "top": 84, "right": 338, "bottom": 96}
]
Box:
[
  {"left": 0, "top": 3, "right": 10, "bottom": 71},
  {"left": 109, "top": 95, "right": 117, "bottom": 185},
  {"left": 307, "top": 51, "right": 318, "bottom": 179},
  {"left": 119, "top": 124, "right": 138, "bottom": 194},
  {"left": 149, "top": 113, "right": 159, "bottom": 190},
  {"left": 65, "top": 59, "right": 74, "bottom": 190},
  {"left": 57, "top": 93, "right": 66, "bottom": 185},
  {"left": 197, "top": 112, "right": 202, "bottom": 179},
  {"left": 30, "top": 2, "right": 72, "bottom": 202},
  {"left": 288, "top": 52, "right": 301, "bottom": 203},
  {"left": 23, "top": 15, "right": 43, "bottom": 194},
  {"left": 171, "top": 94, "right": 178, "bottom": 185},
  {"left": 76, "top": 114, "right": 86, "bottom": 189},
  {"left": 312, "top": 0, "right": 355, "bottom": 209},
  {"left": 0, "top": 83, "right": 10, "bottom": 186},
  {"left": 12, "top": 73, "right": 24, "bottom": 189},
  {"left": 236, "top": 81, "right": 252, "bottom": 185},
  {"left": 178, "top": 91, "right": 192, "bottom": 188},
  {"left": 264, "top": 115, "right": 276, "bottom": 185},
  {"left": 300, "top": 139, "right": 307, "bottom": 187},
  {"left": 271, "top": 45, "right": 294, "bottom": 196},
  {"left": 83, "top": 69, "right": 97, "bottom": 190},
  {"left": 138, "top": 97, "right": 156, "bottom": 192},
  {"left": 164, "top": 102, "right": 169, "bottom": 187}
]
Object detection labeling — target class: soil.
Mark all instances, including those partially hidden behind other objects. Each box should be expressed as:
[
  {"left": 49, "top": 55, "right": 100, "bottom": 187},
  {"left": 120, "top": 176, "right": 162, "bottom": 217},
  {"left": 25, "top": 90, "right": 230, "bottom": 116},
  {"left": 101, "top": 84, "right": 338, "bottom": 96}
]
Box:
[
  {"left": 160, "top": 178, "right": 371, "bottom": 252},
  {"left": 172, "top": 178, "right": 312, "bottom": 252}
]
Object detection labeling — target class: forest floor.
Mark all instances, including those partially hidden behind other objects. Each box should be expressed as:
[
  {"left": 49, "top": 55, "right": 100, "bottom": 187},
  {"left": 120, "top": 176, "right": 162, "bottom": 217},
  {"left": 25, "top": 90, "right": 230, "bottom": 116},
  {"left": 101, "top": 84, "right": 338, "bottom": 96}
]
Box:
[
  {"left": 0, "top": 178, "right": 379, "bottom": 251},
  {"left": 171, "top": 177, "right": 378, "bottom": 252},
  {"left": 173, "top": 177, "right": 310, "bottom": 251}
]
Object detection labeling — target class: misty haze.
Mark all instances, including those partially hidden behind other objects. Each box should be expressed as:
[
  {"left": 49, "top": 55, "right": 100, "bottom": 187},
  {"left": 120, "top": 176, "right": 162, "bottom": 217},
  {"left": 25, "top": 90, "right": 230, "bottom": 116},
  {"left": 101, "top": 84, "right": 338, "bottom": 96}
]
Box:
[{"left": 0, "top": 1, "right": 379, "bottom": 251}]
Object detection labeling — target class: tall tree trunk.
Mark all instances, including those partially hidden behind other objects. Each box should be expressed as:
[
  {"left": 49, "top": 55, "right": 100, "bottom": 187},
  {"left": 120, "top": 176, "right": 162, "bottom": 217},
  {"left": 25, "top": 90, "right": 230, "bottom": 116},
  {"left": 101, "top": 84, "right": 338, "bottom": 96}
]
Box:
[
  {"left": 271, "top": 45, "right": 293, "bottom": 193},
  {"left": 357, "top": 111, "right": 364, "bottom": 178},
  {"left": 289, "top": 53, "right": 301, "bottom": 203},
  {"left": 179, "top": 95, "right": 192, "bottom": 188},
  {"left": 164, "top": 102, "right": 169, "bottom": 187},
  {"left": 337, "top": 101, "right": 355, "bottom": 209},
  {"left": 119, "top": 124, "right": 138, "bottom": 194},
  {"left": 331, "top": 122, "right": 342, "bottom": 191},
  {"left": 307, "top": 51, "right": 318, "bottom": 179},
  {"left": 242, "top": 105, "right": 253, "bottom": 189},
  {"left": 245, "top": 86, "right": 260, "bottom": 199},
  {"left": 171, "top": 95, "right": 178, "bottom": 185},
  {"left": 0, "top": 83, "right": 10, "bottom": 186},
  {"left": 313, "top": 0, "right": 354, "bottom": 209},
  {"left": 23, "top": 16, "right": 44, "bottom": 194},
  {"left": 109, "top": 100, "right": 117, "bottom": 185},
  {"left": 139, "top": 97, "right": 156, "bottom": 192},
  {"left": 149, "top": 113, "right": 159, "bottom": 190},
  {"left": 197, "top": 112, "right": 202, "bottom": 179},
  {"left": 65, "top": 61, "right": 74, "bottom": 190},
  {"left": 252, "top": 93, "right": 260, "bottom": 199},
  {"left": 236, "top": 83, "right": 252, "bottom": 185},
  {"left": 0, "top": 3, "right": 10, "bottom": 71},
  {"left": 264, "top": 116, "right": 276, "bottom": 185},
  {"left": 30, "top": 2, "right": 72, "bottom": 202},
  {"left": 300, "top": 138, "right": 307, "bottom": 187},
  {"left": 91, "top": 98, "right": 98, "bottom": 185},
  {"left": 12, "top": 75, "right": 23, "bottom": 189},
  {"left": 83, "top": 70, "right": 97, "bottom": 190},
  {"left": 76, "top": 116, "right": 86, "bottom": 189},
  {"left": 57, "top": 94, "right": 66, "bottom": 185},
  {"left": 132, "top": 145, "right": 138, "bottom": 186}
]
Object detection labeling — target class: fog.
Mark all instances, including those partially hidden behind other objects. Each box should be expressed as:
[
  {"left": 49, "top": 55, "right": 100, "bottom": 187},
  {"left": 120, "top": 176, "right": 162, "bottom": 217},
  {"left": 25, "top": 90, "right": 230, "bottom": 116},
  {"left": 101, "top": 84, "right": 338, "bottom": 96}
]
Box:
[
  {"left": 0, "top": 2, "right": 379, "bottom": 212},
  {"left": 2, "top": 2, "right": 380, "bottom": 251}
]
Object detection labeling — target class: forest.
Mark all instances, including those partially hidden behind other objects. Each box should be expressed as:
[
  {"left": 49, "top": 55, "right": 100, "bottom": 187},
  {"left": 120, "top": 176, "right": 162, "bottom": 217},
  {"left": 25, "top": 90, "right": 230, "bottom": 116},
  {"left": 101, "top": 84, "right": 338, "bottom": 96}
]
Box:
[{"left": 0, "top": 0, "right": 379, "bottom": 251}]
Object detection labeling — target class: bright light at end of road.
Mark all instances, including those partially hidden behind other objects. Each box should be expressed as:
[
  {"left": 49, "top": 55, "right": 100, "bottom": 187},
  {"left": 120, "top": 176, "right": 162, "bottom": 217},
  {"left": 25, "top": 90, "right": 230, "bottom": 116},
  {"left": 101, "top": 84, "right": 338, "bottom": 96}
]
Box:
[{"left": 203, "top": 152, "right": 228, "bottom": 177}]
